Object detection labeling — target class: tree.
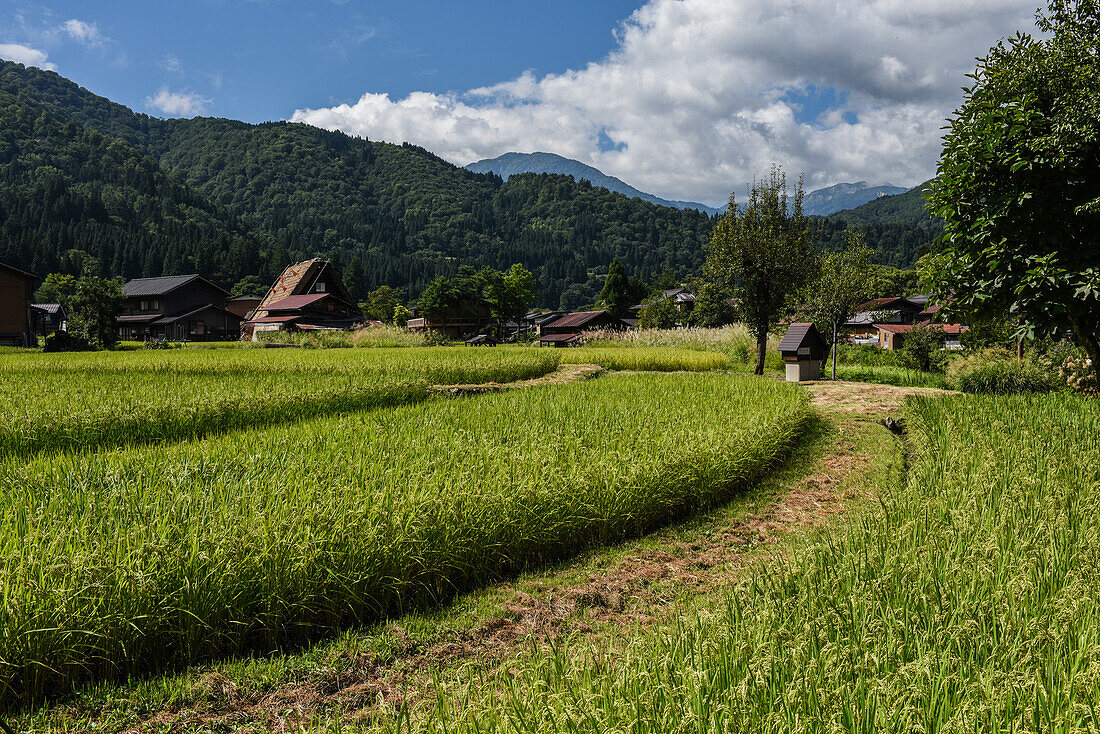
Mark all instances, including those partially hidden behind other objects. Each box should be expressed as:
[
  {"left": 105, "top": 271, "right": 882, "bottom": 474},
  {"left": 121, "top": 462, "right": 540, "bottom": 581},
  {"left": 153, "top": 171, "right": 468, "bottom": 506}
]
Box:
[
  {"left": 231, "top": 274, "right": 269, "bottom": 297},
  {"left": 899, "top": 324, "right": 948, "bottom": 373},
  {"left": 364, "top": 285, "right": 403, "bottom": 323},
  {"left": 599, "top": 258, "right": 635, "bottom": 317},
  {"left": 927, "top": 0, "right": 1100, "bottom": 385},
  {"left": 638, "top": 294, "right": 680, "bottom": 329},
  {"left": 34, "top": 273, "right": 78, "bottom": 309},
  {"left": 487, "top": 263, "right": 538, "bottom": 339},
  {"left": 705, "top": 168, "right": 817, "bottom": 374},
  {"left": 798, "top": 233, "right": 875, "bottom": 379},
  {"left": 687, "top": 278, "right": 737, "bottom": 327},
  {"left": 68, "top": 276, "right": 124, "bottom": 349}
]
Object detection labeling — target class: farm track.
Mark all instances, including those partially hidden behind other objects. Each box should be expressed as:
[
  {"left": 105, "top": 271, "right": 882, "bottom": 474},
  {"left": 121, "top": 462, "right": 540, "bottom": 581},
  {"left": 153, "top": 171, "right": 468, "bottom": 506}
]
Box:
[
  {"left": 56, "top": 380, "right": 930, "bottom": 734},
  {"left": 430, "top": 363, "right": 603, "bottom": 396}
]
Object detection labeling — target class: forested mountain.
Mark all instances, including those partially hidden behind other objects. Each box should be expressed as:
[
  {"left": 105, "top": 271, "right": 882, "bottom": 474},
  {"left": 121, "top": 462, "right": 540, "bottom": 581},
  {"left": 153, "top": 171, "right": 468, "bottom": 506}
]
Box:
[
  {"left": 0, "top": 59, "right": 934, "bottom": 306},
  {"left": 802, "top": 181, "right": 907, "bottom": 216},
  {"left": 0, "top": 89, "right": 268, "bottom": 283},
  {"left": 811, "top": 182, "right": 941, "bottom": 268},
  {"left": 465, "top": 152, "right": 722, "bottom": 215}
]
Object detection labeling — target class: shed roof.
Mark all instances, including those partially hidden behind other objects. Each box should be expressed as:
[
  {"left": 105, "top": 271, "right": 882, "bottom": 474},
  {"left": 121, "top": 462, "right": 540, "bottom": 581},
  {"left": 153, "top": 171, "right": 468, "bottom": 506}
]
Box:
[
  {"left": 778, "top": 322, "right": 825, "bottom": 352},
  {"left": 538, "top": 332, "right": 582, "bottom": 343},
  {"left": 122, "top": 274, "right": 229, "bottom": 298},
  {"left": 31, "top": 303, "right": 63, "bottom": 315}
]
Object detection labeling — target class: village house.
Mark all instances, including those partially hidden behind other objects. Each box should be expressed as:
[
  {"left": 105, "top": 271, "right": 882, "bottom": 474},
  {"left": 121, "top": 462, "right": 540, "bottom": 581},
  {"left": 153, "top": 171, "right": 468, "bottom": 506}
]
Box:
[
  {"left": 0, "top": 260, "right": 38, "bottom": 347},
  {"left": 844, "top": 297, "right": 923, "bottom": 340},
  {"left": 31, "top": 303, "right": 66, "bottom": 336},
  {"left": 244, "top": 259, "right": 362, "bottom": 339},
  {"left": 537, "top": 310, "right": 630, "bottom": 347},
  {"left": 406, "top": 301, "right": 494, "bottom": 341},
  {"left": 226, "top": 294, "right": 263, "bottom": 321},
  {"left": 116, "top": 274, "right": 242, "bottom": 341},
  {"left": 876, "top": 323, "right": 968, "bottom": 351}
]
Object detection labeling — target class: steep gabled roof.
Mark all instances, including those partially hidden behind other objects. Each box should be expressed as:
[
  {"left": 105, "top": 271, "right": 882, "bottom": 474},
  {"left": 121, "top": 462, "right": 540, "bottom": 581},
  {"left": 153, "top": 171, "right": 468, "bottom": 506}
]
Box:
[
  {"left": 258, "top": 258, "right": 357, "bottom": 311},
  {"left": 122, "top": 274, "right": 229, "bottom": 298},
  {"left": 543, "top": 310, "right": 613, "bottom": 329}
]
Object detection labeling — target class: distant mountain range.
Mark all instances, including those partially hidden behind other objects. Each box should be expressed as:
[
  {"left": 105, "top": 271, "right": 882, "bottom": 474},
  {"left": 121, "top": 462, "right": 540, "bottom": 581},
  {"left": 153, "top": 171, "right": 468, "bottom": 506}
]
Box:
[
  {"left": 803, "top": 181, "right": 909, "bottom": 216},
  {"left": 465, "top": 152, "right": 723, "bottom": 215}
]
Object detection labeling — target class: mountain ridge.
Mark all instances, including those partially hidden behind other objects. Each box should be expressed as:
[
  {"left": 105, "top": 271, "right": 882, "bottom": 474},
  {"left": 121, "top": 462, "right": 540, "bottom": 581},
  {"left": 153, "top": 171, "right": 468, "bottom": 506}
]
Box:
[{"left": 465, "top": 152, "right": 723, "bottom": 215}]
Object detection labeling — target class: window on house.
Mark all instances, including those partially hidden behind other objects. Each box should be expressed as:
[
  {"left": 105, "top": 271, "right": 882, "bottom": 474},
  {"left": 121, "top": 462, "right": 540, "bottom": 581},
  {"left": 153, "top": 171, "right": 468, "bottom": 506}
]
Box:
[
  {"left": 315, "top": 281, "right": 326, "bottom": 293},
  {"left": 151, "top": 299, "right": 159, "bottom": 310},
  {"left": 140, "top": 300, "right": 148, "bottom": 311}
]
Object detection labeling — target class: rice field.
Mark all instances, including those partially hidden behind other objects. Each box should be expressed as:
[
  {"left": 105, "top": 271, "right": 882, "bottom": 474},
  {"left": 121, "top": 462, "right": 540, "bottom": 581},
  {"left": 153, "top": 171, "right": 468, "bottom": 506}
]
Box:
[
  {"left": 558, "top": 346, "right": 735, "bottom": 372},
  {"left": 0, "top": 348, "right": 559, "bottom": 457},
  {"left": 417, "top": 392, "right": 1100, "bottom": 733},
  {"left": 0, "top": 372, "right": 809, "bottom": 705}
]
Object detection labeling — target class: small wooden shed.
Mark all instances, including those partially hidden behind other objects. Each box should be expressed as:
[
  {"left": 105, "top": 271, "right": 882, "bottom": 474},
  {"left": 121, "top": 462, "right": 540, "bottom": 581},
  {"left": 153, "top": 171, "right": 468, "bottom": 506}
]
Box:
[{"left": 778, "top": 322, "right": 828, "bottom": 382}]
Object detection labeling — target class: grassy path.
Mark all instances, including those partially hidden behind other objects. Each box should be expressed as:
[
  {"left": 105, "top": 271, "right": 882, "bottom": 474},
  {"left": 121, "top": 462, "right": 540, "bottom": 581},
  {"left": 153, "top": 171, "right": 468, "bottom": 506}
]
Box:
[{"left": 11, "top": 379, "right": 922, "bottom": 733}]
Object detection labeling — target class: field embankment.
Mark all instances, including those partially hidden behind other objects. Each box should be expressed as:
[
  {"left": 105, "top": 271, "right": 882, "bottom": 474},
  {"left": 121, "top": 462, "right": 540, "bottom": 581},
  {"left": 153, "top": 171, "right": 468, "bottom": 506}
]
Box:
[
  {"left": 422, "top": 391, "right": 1100, "bottom": 732},
  {"left": 0, "top": 372, "right": 809, "bottom": 706}
]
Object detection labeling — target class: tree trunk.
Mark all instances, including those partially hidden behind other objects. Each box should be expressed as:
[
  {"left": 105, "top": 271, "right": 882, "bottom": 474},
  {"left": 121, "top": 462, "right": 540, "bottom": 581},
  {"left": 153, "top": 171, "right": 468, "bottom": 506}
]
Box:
[
  {"left": 1069, "top": 313, "right": 1100, "bottom": 389},
  {"left": 755, "top": 330, "right": 768, "bottom": 375},
  {"left": 832, "top": 320, "right": 838, "bottom": 380}
]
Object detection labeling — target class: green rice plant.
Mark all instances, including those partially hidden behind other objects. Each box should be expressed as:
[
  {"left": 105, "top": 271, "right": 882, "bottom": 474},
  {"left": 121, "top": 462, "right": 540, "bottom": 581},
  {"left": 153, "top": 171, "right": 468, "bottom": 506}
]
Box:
[
  {"left": 0, "top": 348, "right": 559, "bottom": 457},
  {"left": 557, "top": 346, "right": 735, "bottom": 372},
  {"left": 582, "top": 326, "right": 785, "bottom": 371},
  {"left": 835, "top": 362, "right": 949, "bottom": 388},
  {"left": 418, "top": 393, "right": 1100, "bottom": 733},
  {"left": 947, "top": 347, "right": 1059, "bottom": 394},
  {"left": 0, "top": 373, "right": 809, "bottom": 705},
  {"left": 254, "top": 325, "right": 426, "bottom": 348}
]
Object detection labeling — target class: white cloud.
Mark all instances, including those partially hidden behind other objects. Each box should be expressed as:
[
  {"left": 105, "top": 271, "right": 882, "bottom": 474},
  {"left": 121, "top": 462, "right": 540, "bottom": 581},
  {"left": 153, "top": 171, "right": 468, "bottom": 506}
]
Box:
[
  {"left": 292, "top": 0, "right": 1037, "bottom": 205},
  {"left": 146, "top": 87, "right": 212, "bottom": 117},
  {"left": 61, "top": 19, "right": 109, "bottom": 48},
  {"left": 0, "top": 43, "right": 55, "bottom": 70},
  {"left": 160, "top": 54, "right": 183, "bottom": 73}
]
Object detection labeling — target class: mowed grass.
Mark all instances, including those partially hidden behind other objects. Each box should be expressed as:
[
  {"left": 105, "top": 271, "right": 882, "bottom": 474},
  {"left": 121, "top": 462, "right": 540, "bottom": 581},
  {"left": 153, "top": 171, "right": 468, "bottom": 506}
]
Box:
[
  {"left": 0, "top": 373, "right": 809, "bottom": 706},
  {"left": 0, "top": 348, "right": 559, "bottom": 457},
  {"left": 413, "top": 392, "right": 1100, "bottom": 733}
]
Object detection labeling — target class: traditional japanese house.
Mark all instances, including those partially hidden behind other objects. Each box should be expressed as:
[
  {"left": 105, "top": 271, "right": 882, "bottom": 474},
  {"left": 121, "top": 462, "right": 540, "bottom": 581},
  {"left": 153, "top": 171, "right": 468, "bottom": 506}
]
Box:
[
  {"left": 245, "top": 259, "right": 362, "bottom": 339},
  {"left": 226, "top": 294, "right": 263, "bottom": 320},
  {"left": 537, "top": 310, "right": 630, "bottom": 346},
  {"left": 406, "top": 301, "right": 494, "bottom": 341},
  {"left": 116, "top": 274, "right": 241, "bottom": 341},
  {"left": 843, "top": 297, "right": 923, "bottom": 339},
  {"left": 0, "top": 261, "right": 37, "bottom": 346},
  {"left": 31, "top": 303, "right": 66, "bottom": 335}
]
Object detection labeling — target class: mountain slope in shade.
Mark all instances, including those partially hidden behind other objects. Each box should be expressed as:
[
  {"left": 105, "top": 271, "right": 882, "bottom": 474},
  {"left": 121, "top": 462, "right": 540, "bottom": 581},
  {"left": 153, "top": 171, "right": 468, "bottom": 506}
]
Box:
[
  {"left": 803, "top": 181, "right": 908, "bottom": 216},
  {"left": 465, "top": 152, "right": 722, "bottom": 215}
]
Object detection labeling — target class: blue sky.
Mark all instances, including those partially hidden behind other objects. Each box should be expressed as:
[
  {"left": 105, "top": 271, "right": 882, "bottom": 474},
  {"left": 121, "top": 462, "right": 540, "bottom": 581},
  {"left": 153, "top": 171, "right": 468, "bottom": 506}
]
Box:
[
  {"left": 1, "top": 0, "right": 1038, "bottom": 204},
  {"left": 1, "top": 0, "right": 644, "bottom": 122}
]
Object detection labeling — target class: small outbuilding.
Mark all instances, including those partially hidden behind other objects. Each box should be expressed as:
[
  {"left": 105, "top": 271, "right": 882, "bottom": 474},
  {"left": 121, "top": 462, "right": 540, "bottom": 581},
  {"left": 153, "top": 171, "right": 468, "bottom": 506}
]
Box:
[{"left": 778, "top": 322, "right": 828, "bottom": 382}]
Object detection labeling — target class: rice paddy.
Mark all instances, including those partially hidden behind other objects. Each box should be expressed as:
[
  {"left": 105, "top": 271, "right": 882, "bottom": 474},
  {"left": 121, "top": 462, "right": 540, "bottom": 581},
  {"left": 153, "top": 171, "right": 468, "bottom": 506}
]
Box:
[
  {"left": 0, "top": 348, "right": 559, "bottom": 457},
  {"left": 0, "top": 369, "right": 809, "bottom": 705},
  {"left": 415, "top": 392, "right": 1100, "bottom": 733}
]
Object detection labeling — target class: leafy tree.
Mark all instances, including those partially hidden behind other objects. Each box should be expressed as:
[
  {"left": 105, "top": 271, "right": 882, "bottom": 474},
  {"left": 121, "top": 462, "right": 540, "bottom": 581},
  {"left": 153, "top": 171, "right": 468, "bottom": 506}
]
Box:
[
  {"left": 231, "top": 275, "right": 269, "bottom": 297},
  {"left": 68, "top": 276, "right": 124, "bottom": 349},
  {"left": 927, "top": 0, "right": 1100, "bottom": 385},
  {"left": 599, "top": 258, "right": 635, "bottom": 317},
  {"left": 392, "top": 304, "right": 411, "bottom": 327},
  {"left": 364, "top": 285, "right": 404, "bottom": 323},
  {"left": 799, "top": 234, "right": 875, "bottom": 379},
  {"left": 34, "top": 273, "right": 77, "bottom": 309},
  {"left": 706, "top": 168, "right": 817, "bottom": 374},
  {"left": 865, "top": 265, "right": 921, "bottom": 300},
  {"left": 487, "top": 263, "right": 538, "bottom": 338},
  {"left": 638, "top": 295, "right": 680, "bottom": 329},
  {"left": 899, "top": 324, "right": 948, "bottom": 372},
  {"left": 686, "top": 278, "right": 737, "bottom": 327}
]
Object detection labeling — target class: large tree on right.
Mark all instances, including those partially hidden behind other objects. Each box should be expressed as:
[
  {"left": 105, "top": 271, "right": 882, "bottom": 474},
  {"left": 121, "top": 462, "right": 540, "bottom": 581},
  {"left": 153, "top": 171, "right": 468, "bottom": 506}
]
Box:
[{"left": 928, "top": 0, "right": 1100, "bottom": 383}]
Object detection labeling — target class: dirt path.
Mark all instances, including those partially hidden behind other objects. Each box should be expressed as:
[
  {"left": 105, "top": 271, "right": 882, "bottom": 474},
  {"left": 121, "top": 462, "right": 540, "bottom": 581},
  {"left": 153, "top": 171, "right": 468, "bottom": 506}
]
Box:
[{"left": 61, "top": 379, "right": 937, "bottom": 734}]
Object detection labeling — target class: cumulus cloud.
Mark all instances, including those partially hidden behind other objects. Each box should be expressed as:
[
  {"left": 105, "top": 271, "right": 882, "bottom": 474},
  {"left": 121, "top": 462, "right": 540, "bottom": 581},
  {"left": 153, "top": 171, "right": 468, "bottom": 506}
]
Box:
[
  {"left": 292, "top": 0, "right": 1037, "bottom": 205},
  {"left": 0, "top": 43, "right": 55, "bottom": 70},
  {"left": 61, "top": 19, "right": 109, "bottom": 48},
  {"left": 146, "top": 87, "right": 211, "bottom": 117}
]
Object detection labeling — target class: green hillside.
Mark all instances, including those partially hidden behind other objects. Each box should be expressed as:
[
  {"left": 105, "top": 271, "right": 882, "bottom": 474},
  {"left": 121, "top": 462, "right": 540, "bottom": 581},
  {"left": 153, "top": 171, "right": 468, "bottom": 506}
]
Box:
[{"left": 826, "top": 181, "right": 937, "bottom": 226}]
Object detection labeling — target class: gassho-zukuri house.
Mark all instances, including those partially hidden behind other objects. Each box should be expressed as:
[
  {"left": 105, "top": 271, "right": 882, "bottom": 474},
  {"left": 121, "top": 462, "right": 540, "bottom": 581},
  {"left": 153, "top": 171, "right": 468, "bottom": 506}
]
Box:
[{"left": 243, "top": 258, "right": 362, "bottom": 339}]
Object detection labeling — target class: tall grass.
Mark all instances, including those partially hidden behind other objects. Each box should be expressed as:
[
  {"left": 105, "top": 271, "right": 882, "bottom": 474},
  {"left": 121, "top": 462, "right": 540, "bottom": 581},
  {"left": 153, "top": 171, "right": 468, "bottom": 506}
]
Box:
[
  {"left": 418, "top": 393, "right": 1100, "bottom": 732},
  {"left": 582, "top": 326, "right": 785, "bottom": 371},
  {"left": 0, "top": 349, "right": 559, "bottom": 457},
  {"left": 558, "top": 346, "right": 735, "bottom": 372},
  {"left": 835, "top": 362, "right": 949, "bottom": 388},
  {"left": 0, "top": 373, "right": 809, "bottom": 706}
]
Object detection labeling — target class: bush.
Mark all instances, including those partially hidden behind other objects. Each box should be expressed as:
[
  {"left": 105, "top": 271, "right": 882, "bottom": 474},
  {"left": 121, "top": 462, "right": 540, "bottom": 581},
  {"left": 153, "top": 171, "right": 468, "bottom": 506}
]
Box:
[
  {"left": 42, "top": 331, "right": 95, "bottom": 353},
  {"left": 947, "top": 347, "right": 1058, "bottom": 394},
  {"left": 898, "top": 325, "right": 948, "bottom": 372},
  {"left": 834, "top": 343, "right": 902, "bottom": 367}
]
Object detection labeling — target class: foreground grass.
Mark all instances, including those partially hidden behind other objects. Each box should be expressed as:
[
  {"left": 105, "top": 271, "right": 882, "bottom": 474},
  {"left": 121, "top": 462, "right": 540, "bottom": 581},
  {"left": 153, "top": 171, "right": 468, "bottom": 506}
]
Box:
[
  {"left": 403, "top": 392, "right": 1100, "bottom": 732},
  {"left": 0, "top": 373, "right": 809, "bottom": 706},
  {"left": 0, "top": 348, "right": 559, "bottom": 457}
]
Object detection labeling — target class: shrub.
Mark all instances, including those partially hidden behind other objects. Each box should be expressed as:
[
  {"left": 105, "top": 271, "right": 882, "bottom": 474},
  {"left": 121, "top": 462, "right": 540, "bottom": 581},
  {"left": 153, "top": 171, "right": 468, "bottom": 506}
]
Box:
[
  {"left": 898, "top": 325, "right": 948, "bottom": 372},
  {"left": 947, "top": 347, "right": 1057, "bottom": 394}
]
